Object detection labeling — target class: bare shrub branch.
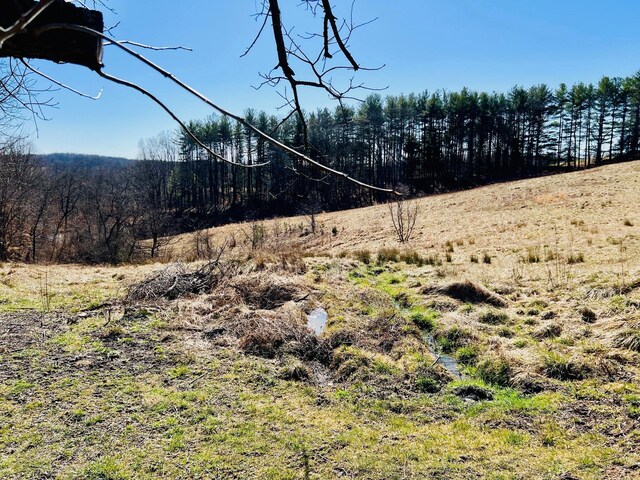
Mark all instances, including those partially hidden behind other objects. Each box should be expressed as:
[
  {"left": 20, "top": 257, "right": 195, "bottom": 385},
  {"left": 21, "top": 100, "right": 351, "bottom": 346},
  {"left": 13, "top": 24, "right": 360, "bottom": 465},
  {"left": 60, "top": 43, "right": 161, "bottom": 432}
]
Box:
[{"left": 388, "top": 198, "right": 419, "bottom": 243}]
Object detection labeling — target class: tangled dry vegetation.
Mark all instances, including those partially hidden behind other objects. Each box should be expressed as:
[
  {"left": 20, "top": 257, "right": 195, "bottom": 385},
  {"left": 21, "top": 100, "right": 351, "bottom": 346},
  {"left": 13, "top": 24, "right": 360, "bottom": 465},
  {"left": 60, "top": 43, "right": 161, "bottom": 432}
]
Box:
[{"left": 121, "top": 258, "right": 452, "bottom": 394}]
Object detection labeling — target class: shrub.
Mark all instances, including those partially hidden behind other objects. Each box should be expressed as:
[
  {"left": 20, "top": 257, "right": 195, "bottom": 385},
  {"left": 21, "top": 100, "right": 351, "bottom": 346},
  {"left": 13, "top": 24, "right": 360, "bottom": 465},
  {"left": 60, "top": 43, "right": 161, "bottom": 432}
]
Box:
[
  {"left": 388, "top": 199, "right": 420, "bottom": 243},
  {"left": 377, "top": 247, "right": 400, "bottom": 264},
  {"left": 470, "top": 254, "right": 479, "bottom": 263},
  {"left": 353, "top": 250, "right": 372, "bottom": 264},
  {"left": 482, "top": 252, "right": 492, "bottom": 264},
  {"left": 624, "top": 219, "right": 634, "bottom": 227}
]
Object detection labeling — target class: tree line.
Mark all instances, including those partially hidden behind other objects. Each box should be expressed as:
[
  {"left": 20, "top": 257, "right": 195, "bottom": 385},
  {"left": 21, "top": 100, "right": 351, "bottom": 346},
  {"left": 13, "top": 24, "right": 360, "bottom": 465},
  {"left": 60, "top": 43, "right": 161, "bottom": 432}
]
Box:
[
  {"left": 2, "top": 71, "right": 639, "bottom": 263},
  {"left": 145, "top": 71, "right": 640, "bottom": 215}
]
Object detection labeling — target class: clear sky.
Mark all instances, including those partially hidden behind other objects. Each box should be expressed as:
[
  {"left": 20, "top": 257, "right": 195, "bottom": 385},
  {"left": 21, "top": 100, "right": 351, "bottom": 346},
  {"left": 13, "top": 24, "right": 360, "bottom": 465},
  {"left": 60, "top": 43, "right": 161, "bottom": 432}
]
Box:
[{"left": 26, "top": 0, "right": 640, "bottom": 158}]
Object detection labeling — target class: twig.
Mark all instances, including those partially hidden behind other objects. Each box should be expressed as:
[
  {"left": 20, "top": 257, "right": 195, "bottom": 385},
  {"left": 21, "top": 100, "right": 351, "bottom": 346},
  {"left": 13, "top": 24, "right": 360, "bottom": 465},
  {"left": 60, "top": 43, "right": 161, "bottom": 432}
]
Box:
[
  {"left": 104, "top": 40, "right": 193, "bottom": 52},
  {"left": 97, "top": 70, "right": 268, "bottom": 168},
  {"left": 20, "top": 59, "right": 103, "bottom": 100}
]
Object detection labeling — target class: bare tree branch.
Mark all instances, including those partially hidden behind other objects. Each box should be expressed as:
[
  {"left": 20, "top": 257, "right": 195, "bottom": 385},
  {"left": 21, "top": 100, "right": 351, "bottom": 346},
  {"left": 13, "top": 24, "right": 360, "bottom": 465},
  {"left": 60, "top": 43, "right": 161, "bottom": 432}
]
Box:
[
  {"left": 104, "top": 40, "right": 192, "bottom": 52},
  {"left": 96, "top": 69, "right": 268, "bottom": 169},
  {"left": 32, "top": 24, "right": 397, "bottom": 194},
  {"left": 21, "top": 58, "right": 102, "bottom": 100},
  {"left": 0, "top": 0, "right": 56, "bottom": 48}
]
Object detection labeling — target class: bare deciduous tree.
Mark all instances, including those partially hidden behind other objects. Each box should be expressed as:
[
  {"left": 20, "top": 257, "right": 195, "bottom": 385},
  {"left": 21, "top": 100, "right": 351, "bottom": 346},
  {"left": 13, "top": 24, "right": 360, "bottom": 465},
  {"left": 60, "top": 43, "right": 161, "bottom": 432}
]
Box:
[{"left": 388, "top": 198, "right": 420, "bottom": 244}]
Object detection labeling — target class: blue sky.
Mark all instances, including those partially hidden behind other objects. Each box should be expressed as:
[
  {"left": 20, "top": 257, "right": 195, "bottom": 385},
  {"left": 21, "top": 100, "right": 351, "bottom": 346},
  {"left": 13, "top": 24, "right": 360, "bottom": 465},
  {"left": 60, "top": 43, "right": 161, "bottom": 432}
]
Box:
[{"left": 27, "top": 0, "right": 640, "bottom": 158}]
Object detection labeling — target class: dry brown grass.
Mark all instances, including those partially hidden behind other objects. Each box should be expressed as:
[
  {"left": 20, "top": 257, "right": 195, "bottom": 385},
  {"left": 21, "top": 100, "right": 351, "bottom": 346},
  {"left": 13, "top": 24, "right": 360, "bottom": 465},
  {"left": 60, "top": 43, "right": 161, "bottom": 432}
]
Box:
[{"left": 162, "top": 162, "right": 640, "bottom": 274}]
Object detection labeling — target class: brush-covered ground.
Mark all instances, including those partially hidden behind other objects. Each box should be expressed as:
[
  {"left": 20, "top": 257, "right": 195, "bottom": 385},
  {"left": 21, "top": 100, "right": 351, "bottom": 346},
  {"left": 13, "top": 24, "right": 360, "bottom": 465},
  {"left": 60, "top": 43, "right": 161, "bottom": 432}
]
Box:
[{"left": 2, "top": 161, "right": 640, "bottom": 479}]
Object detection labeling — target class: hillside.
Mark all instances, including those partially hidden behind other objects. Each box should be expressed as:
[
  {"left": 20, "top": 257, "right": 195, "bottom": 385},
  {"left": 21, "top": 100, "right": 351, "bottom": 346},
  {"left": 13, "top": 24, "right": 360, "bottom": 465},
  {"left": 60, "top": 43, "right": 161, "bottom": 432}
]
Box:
[
  {"left": 1, "top": 161, "right": 640, "bottom": 479},
  {"left": 169, "top": 160, "right": 640, "bottom": 271},
  {"left": 39, "top": 153, "right": 133, "bottom": 169}
]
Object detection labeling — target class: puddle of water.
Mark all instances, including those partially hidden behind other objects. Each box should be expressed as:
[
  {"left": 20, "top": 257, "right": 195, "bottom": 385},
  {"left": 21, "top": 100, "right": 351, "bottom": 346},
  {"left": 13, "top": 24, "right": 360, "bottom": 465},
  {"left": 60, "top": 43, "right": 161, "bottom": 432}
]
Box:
[
  {"left": 307, "top": 308, "right": 328, "bottom": 335},
  {"left": 422, "top": 332, "right": 463, "bottom": 379}
]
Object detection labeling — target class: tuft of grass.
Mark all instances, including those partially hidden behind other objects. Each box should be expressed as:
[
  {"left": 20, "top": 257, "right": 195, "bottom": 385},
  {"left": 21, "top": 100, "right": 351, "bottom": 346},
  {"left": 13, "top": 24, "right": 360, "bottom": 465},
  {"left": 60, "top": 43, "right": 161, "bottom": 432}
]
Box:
[
  {"left": 524, "top": 247, "right": 541, "bottom": 264},
  {"left": 482, "top": 252, "right": 492, "bottom": 264},
  {"left": 470, "top": 254, "right": 479, "bottom": 263},
  {"left": 513, "top": 338, "right": 528, "bottom": 348},
  {"left": 624, "top": 219, "right": 634, "bottom": 227},
  {"left": 478, "top": 309, "right": 509, "bottom": 325},
  {"left": 613, "top": 329, "right": 640, "bottom": 352},
  {"left": 409, "top": 308, "right": 438, "bottom": 331},
  {"left": 533, "top": 323, "right": 562, "bottom": 339},
  {"left": 456, "top": 346, "right": 479, "bottom": 366},
  {"left": 579, "top": 307, "right": 597, "bottom": 323},
  {"left": 279, "top": 358, "right": 311, "bottom": 381},
  {"left": 567, "top": 252, "right": 585, "bottom": 264},
  {"left": 541, "top": 351, "right": 590, "bottom": 381},
  {"left": 435, "top": 326, "right": 474, "bottom": 354},
  {"left": 399, "top": 250, "right": 429, "bottom": 266},
  {"left": 475, "top": 354, "right": 512, "bottom": 386},
  {"left": 353, "top": 250, "right": 372, "bottom": 264},
  {"left": 377, "top": 247, "right": 400, "bottom": 265}
]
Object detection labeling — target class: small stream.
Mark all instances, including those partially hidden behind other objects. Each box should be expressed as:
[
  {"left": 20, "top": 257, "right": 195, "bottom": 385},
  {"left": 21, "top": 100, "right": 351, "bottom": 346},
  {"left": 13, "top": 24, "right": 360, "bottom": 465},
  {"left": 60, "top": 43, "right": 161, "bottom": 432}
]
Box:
[
  {"left": 306, "top": 304, "right": 462, "bottom": 378},
  {"left": 422, "top": 332, "right": 463, "bottom": 380},
  {"left": 307, "top": 308, "right": 328, "bottom": 335}
]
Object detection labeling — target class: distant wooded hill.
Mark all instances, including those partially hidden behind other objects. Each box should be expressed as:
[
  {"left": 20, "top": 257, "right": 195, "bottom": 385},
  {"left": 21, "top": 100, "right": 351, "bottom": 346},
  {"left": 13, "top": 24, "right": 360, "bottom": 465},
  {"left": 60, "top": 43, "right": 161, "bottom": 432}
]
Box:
[{"left": 39, "top": 153, "right": 133, "bottom": 169}]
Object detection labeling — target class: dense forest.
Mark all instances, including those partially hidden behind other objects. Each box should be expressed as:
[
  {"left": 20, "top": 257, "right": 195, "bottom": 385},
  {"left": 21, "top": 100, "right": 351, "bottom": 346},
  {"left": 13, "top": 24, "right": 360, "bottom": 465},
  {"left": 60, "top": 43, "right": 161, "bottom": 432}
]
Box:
[
  {"left": 146, "top": 72, "right": 640, "bottom": 215},
  {"left": 2, "top": 72, "right": 640, "bottom": 263}
]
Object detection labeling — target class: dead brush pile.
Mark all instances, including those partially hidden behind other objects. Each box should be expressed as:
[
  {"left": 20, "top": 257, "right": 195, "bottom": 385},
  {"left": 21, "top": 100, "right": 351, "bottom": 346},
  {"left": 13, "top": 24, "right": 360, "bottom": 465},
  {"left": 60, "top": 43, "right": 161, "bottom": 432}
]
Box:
[
  {"left": 127, "top": 261, "right": 237, "bottom": 301},
  {"left": 207, "top": 305, "right": 327, "bottom": 361},
  {"left": 230, "top": 272, "right": 308, "bottom": 309},
  {"left": 420, "top": 280, "right": 508, "bottom": 307},
  {"left": 185, "top": 270, "right": 328, "bottom": 361}
]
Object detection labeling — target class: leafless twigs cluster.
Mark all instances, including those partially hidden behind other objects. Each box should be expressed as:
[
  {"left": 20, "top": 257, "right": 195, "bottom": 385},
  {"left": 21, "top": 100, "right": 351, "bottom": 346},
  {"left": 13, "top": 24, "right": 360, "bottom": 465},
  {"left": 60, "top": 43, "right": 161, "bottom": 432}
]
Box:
[
  {"left": 388, "top": 198, "right": 420, "bottom": 243},
  {"left": 246, "top": 0, "right": 384, "bottom": 150}
]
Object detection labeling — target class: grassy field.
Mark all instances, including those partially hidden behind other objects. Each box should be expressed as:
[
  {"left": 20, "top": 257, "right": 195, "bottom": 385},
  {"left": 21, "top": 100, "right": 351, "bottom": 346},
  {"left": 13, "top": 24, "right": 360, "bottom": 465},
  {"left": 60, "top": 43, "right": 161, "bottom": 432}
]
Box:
[{"left": 2, "top": 161, "right": 640, "bottom": 479}]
